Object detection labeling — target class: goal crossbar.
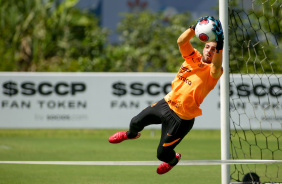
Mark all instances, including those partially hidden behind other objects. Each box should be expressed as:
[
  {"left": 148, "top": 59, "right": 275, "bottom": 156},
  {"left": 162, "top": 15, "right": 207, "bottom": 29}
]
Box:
[{"left": 1, "top": 160, "right": 281, "bottom": 166}]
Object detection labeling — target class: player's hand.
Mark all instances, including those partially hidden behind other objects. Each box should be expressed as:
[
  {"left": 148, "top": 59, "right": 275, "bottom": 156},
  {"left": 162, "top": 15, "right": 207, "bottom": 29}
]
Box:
[
  {"left": 204, "top": 16, "right": 224, "bottom": 42},
  {"left": 206, "top": 16, "right": 216, "bottom": 22},
  {"left": 189, "top": 24, "right": 196, "bottom": 30},
  {"left": 197, "top": 16, "right": 208, "bottom": 23},
  {"left": 211, "top": 19, "right": 224, "bottom": 42},
  {"left": 211, "top": 18, "right": 224, "bottom": 52},
  {"left": 190, "top": 16, "right": 209, "bottom": 30},
  {"left": 192, "top": 16, "right": 216, "bottom": 30}
]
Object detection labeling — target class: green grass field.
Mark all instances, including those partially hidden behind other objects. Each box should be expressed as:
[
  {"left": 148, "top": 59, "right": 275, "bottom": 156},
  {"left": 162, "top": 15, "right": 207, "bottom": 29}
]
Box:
[{"left": 0, "top": 129, "right": 280, "bottom": 184}]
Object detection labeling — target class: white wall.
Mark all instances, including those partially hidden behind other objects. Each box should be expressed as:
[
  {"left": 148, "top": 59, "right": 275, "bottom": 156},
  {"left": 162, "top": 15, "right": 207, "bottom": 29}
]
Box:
[{"left": 0, "top": 73, "right": 281, "bottom": 129}]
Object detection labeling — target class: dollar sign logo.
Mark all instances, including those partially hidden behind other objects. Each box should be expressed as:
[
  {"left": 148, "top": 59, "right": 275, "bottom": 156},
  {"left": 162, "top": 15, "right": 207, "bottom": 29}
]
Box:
[
  {"left": 3, "top": 81, "right": 18, "bottom": 97},
  {"left": 112, "top": 82, "right": 126, "bottom": 97}
]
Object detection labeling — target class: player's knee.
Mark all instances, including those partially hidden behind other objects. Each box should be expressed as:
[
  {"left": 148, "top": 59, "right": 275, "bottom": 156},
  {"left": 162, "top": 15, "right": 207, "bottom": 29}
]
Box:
[
  {"left": 129, "top": 116, "right": 143, "bottom": 133},
  {"left": 130, "top": 117, "right": 138, "bottom": 127}
]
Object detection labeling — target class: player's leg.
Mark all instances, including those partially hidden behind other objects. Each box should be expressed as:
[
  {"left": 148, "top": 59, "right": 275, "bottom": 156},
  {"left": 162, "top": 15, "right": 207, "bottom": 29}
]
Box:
[
  {"left": 157, "top": 113, "right": 194, "bottom": 174},
  {"left": 126, "top": 99, "right": 167, "bottom": 138},
  {"left": 108, "top": 130, "right": 141, "bottom": 144},
  {"left": 108, "top": 99, "right": 165, "bottom": 143}
]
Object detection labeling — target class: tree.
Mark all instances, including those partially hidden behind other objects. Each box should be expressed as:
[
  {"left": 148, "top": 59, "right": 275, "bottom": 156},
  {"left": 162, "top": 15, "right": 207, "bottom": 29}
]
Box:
[
  {"left": 0, "top": 0, "right": 109, "bottom": 72},
  {"left": 106, "top": 10, "right": 202, "bottom": 72},
  {"left": 229, "top": 0, "right": 282, "bottom": 74}
]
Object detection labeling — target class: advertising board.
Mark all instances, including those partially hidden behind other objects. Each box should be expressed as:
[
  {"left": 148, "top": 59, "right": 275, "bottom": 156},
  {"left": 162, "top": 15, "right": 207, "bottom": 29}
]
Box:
[{"left": 0, "top": 73, "right": 280, "bottom": 129}]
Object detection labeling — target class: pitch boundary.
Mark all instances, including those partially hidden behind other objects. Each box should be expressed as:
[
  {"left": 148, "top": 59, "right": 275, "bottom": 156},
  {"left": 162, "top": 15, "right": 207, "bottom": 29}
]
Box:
[{"left": 0, "top": 160, "right": 281, "bottom": 166}]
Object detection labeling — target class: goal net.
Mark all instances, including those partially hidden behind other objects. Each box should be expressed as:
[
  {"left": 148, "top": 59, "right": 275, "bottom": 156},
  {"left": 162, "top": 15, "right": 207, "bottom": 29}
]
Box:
[{"left": 228, "top": 0, "right": 281, "bottom": 183}]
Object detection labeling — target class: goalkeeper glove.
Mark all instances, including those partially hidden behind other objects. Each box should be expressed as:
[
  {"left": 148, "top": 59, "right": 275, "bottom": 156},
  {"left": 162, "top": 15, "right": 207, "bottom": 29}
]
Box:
[
  {"left": 211, "top": 18, "right": 224, "bottom": 52},
  {"left": 189, "top": 16, "right": 209, "bottom": 30}
]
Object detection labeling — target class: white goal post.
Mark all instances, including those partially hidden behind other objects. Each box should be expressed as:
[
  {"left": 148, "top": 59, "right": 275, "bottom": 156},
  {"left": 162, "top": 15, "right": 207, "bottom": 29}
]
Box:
[
  {"left": 219, "top": 0, "right": 230, "bottom": 183},
  {"left": 220, "top": 0, "right": 282, "bottom": 184}
]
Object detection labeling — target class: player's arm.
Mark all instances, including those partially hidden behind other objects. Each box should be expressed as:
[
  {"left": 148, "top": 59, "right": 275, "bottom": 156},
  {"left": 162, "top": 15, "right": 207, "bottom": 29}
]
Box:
[
  {"left": 210, "top": 50, "right": 223, "bottom": 79},
  {"left": 177, "top": 17, "right": 208, "bottom": 57},
  {"left": 209, "top": 17, "right": 224, "bottom": 79},
  {"left": 177, "top": 28, "right": 195, "bottom": 56}
]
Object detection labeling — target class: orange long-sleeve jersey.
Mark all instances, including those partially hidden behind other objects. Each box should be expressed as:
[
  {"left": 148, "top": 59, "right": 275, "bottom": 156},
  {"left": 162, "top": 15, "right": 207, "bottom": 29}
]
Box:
[{"left": 164, "top": 49, "right": 223, "bottom": 120}]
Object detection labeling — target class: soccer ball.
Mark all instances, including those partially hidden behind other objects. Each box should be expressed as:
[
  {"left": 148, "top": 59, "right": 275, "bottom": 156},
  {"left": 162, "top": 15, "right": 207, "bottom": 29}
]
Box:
[{"left": 195, "top": 19, "right": 216, "bottom": 43}]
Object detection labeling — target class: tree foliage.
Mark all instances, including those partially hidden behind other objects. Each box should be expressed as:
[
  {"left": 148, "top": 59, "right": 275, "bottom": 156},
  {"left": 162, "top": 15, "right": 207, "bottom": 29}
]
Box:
[
  {"left": 0, "top": 0, "right": 109, "bottom": 72},
  {"left": 0, "top": 0, "right": 203, "bottom": 72},
  {"left": 108, "top": 11, "right": 199, "bottom": 72},
  {"left": 0, "top": 0, "right": 280, "bottom": 73},
  {"left": 229, "top": 0, "right": 282, "bottom": 74}
]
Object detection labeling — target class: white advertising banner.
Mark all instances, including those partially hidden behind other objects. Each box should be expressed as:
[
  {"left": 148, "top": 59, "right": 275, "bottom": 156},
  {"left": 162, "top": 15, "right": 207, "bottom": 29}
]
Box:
[
  {"left": 0, "top": 73, "right": 281, "bottom": 129},
  {"left": 228, "top": 74, "right": 281, "bottom": 130}
]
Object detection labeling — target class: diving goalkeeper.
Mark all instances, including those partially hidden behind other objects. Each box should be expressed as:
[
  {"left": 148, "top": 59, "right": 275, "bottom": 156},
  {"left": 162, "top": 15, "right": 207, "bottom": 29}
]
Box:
[{"left": 108, "top": 16, "right": 224, "bottom": 175}]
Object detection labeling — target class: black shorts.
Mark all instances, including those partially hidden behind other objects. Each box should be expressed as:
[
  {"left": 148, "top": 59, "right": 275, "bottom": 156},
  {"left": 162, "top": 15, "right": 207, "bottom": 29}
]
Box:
[{"left": 129, "top": 98, "right": 195, "bottom": 163}]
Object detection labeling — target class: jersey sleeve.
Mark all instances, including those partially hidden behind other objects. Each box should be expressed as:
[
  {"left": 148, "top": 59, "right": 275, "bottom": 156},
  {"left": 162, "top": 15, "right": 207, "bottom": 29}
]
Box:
[
  {"left": 182, "top": 49, "right": 202, "bottom": 62},
  {"left": 208, "top": 67, "right": 223, "bottom": 89}
]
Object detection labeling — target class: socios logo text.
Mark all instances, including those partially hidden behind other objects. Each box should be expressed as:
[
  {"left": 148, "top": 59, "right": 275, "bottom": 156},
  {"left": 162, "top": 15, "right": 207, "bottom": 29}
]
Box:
[
  {"left": 222, "top": 83, "right": 281, "bottom": 98},
  {"left": 112, "top": 82, "right": 171, "bottom": 97},
  {"left": 2, "top": 81, "right": 86, "bottom": 96}
]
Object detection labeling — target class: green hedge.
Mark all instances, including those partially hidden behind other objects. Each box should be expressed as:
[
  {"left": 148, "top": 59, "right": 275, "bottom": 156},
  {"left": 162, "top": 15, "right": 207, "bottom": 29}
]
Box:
[{"left": 0, "top": 0, "right": 280, "bottom": 73}]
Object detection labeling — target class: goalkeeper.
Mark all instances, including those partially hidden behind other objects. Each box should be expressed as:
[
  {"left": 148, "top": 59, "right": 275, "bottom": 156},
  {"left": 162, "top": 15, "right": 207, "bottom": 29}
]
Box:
[{"left": 109, "top": 16, "right": 224, "bottom": 175}]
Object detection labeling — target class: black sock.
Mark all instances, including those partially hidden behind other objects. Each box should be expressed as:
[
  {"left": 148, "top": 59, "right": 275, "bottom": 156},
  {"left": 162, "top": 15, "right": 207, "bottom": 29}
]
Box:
[
  {"left": 126, "top": 131, "right": 138, "bottom": 139},
  {"left": 168, "top": 156, "right": 179, "bottom": 166}
]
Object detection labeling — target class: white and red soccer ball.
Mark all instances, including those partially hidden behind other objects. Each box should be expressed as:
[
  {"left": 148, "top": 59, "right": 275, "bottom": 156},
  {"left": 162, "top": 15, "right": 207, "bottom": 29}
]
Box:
[{"left": 195, "top": 19, "right": 216, "bottom": 43}]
